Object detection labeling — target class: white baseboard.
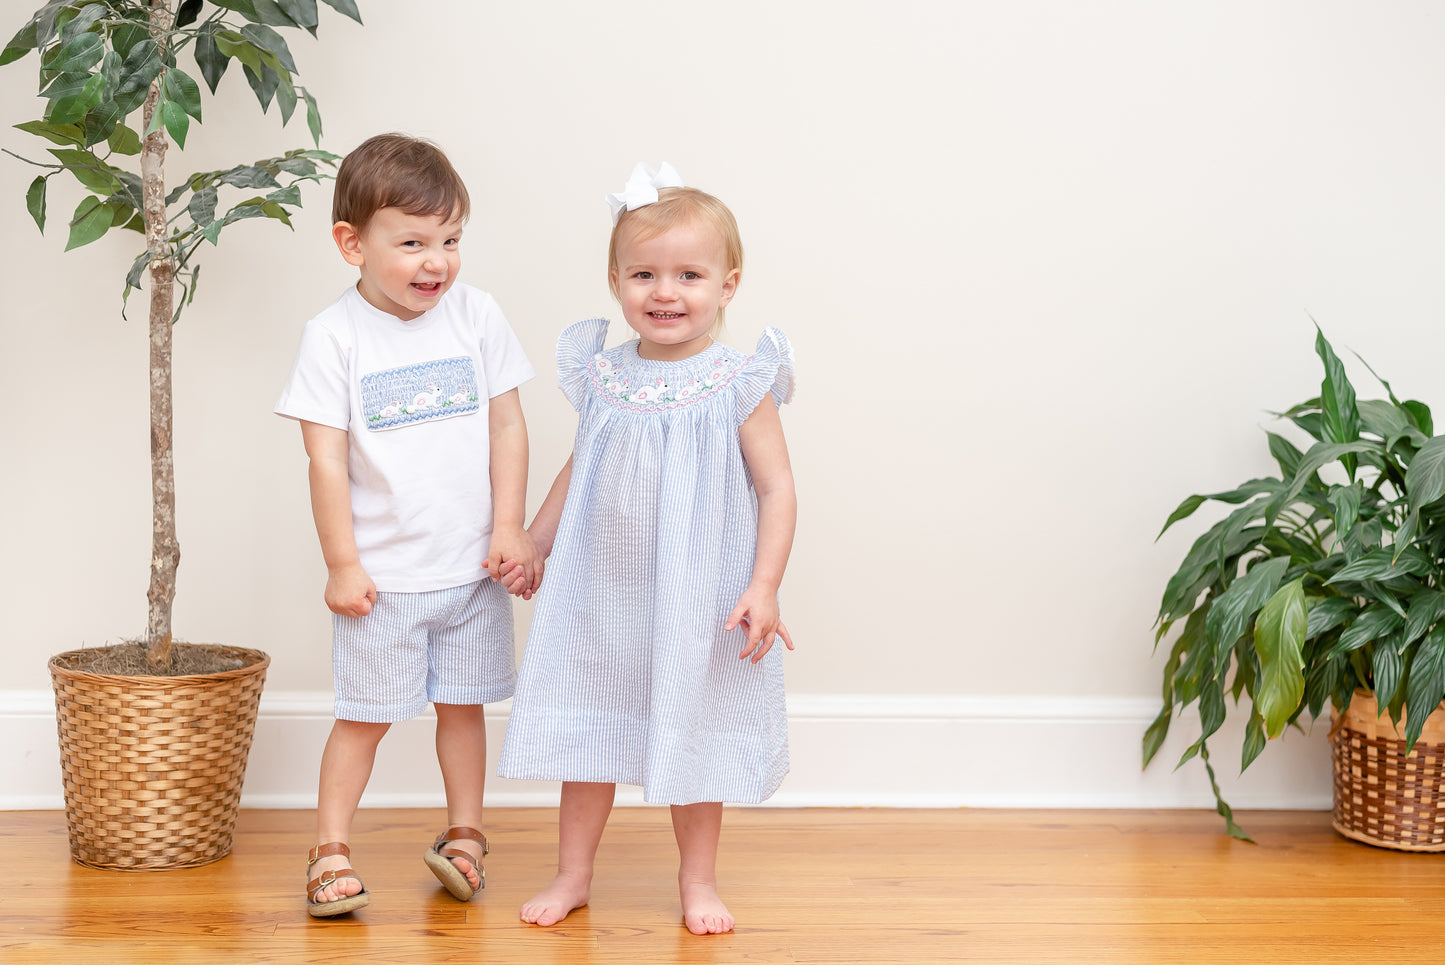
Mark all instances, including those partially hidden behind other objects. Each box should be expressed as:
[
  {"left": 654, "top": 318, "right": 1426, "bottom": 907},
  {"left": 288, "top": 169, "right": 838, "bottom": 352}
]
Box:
[{"left": 0, "top": 690, "right": 1332, "bottom": 811}]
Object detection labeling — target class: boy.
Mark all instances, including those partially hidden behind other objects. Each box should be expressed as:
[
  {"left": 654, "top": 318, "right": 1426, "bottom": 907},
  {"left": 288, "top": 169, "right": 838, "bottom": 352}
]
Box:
[{"left": 275, "top": 133, "right": 536, "bottom": 916}]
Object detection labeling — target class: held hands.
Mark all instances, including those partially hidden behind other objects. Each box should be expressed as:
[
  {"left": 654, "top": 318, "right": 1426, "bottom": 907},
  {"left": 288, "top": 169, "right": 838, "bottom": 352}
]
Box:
[
  {"left": 486, "top": 527, "right": 540, "bottom": 599},
  {"left": 725, "top": 583, "right": 796, "bottom": 663},
  {"left": 325, "top": 562, "right": 377, "bottom": 618}
]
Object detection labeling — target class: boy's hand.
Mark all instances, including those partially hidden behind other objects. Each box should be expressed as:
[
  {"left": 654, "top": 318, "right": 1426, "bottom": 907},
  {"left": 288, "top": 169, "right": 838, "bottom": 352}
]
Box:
[
  {"left": 486, "top": 528, "right": 537, "bottom": 596},
  {"left": 725, "top": 583, "right": 796, "bottom": 663},
  {"left": 325, "top": 562, "right": 377, "bottom": 618}
]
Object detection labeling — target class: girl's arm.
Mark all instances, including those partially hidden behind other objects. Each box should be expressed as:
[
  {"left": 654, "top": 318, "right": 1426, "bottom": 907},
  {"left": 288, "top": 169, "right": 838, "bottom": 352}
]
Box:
[
  {"left": 486, "top": 388, "right": 537, "bottom": 594},
  {"left": 728, "top": 395, "right": 797, "bottom": 662},
  {"left": 300, "top": 420, "right": 376, "bottom": 618},
  {"left": 512, "top": 453, "right": 573, "bottom": 599}
]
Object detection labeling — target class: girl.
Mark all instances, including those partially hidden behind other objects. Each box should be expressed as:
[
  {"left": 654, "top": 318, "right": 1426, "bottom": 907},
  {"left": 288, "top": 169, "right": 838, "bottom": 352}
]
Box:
[{"left": 497, "top": 163, "right": 797, "bottom": 935}]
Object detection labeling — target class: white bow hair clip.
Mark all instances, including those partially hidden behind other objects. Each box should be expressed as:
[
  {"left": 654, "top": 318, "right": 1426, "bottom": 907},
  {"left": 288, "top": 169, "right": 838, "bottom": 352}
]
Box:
[{"left": 607, "top": 161, "right": 684, "bottom": 224}]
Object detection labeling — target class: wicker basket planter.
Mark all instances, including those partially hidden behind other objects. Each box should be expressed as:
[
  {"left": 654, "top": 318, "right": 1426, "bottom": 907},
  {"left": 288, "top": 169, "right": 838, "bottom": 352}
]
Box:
[
  {"left": 1330, "top": 691, "right": 1445, "bottom": 852},
  {"left": 49, "top": 645, "right": 270, "bottom": 871}
]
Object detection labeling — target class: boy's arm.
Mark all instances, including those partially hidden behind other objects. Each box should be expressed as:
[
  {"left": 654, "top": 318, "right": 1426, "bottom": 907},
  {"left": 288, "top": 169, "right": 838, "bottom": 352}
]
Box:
[
  {"left": 485, "top": 388, "right": 537, "bottom": 591},
  {"left": 728, "top": 396, "right": 798, "bottom": 662},
  {"left": 300, "top": 420, "right": 376, "bottom": 617}
]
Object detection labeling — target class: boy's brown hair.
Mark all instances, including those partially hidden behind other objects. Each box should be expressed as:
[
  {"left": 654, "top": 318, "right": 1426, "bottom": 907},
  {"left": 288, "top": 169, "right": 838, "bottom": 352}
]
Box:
[{"left": 332, "top": 133, "right": 470, "bottom": 231}]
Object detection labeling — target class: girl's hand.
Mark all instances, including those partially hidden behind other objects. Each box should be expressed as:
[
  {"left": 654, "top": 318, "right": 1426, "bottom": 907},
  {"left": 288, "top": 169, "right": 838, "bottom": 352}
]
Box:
[
  {"left": 486, "top": 527, "right": 537, "bottom": 594},
  {"left": 325, "top": 562, "right": 377, "bottom": 618},
  {"left": 725, "top": 585, "right": 796, "bottom": 663}
]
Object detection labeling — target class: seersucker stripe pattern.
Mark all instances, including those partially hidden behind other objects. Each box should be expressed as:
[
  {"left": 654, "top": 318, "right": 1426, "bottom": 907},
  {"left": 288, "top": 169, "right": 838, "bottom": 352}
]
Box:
[
  {"left": 333, "top": 579, "right": 516, "bottom": 722},
  {"left": 499, "top": 320, "right": 794, "bottom": 805}
]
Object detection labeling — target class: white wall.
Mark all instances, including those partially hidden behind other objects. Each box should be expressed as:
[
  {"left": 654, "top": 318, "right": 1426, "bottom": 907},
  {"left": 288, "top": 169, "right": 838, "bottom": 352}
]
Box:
[{"left": 2, "top": 1, "right": 1442, "bottom": 809}]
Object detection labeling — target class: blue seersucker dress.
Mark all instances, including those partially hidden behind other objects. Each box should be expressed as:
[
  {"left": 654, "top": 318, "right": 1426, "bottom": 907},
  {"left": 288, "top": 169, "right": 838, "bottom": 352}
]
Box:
[{"left": 497, "top": 318, "right": 795, "bottom": 805}]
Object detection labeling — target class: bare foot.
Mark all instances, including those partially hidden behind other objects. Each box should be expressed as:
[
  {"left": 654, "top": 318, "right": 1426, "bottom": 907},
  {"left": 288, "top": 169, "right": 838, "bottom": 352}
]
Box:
[
  {"left": 307, "top": 851, "right": 364, "bottom": 904},
  {"left": 680, "top": 876, "right": 734, "bottom": 935},
  {"left": 520, "top": 872, "right": 591, "bottom": 926}
]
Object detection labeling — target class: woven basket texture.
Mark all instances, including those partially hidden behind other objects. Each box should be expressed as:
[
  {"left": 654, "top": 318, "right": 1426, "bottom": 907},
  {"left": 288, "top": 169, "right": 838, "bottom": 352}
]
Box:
[
  {"left": 1330, "top": 691, "right": 1445, "bottom": 852},
  {"left": 49, "top": 645, "right": 270, "bottom": 871}
]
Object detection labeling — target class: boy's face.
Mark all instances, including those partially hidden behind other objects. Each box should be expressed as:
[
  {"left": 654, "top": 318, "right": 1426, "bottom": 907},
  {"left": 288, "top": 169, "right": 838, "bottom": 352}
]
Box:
[{"left": 333, "top": 207, "right": 463, "bottom": 321}]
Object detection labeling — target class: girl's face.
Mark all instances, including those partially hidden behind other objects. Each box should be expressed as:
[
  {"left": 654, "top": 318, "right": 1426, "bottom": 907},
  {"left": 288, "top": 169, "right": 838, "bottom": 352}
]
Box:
[{"left": 611, "top": 218, "right": 738, "bottom": 361}]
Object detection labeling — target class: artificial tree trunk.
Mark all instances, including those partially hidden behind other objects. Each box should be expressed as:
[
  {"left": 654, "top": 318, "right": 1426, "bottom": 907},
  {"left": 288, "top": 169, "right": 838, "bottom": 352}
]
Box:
[{"left": 141, "top": 0, "right": 177, "bottom": 672}]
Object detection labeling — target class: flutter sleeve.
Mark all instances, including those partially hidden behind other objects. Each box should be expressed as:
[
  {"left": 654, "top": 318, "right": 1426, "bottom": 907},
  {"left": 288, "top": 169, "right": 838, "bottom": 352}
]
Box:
[
  {"left": 556, "top": 317, "right": 610, "bottom": 411},
  {"left": 731, "top": 326, "right": 796, "bottom": 426}
]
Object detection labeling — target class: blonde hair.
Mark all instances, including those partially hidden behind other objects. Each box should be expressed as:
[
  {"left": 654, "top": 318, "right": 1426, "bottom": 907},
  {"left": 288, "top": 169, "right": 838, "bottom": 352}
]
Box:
[
  {"left": 608, "top": 186, "right": 744, "bottom": 334},
  {"left": 332, "top": 133, "right": 470, "bottom": 233}
]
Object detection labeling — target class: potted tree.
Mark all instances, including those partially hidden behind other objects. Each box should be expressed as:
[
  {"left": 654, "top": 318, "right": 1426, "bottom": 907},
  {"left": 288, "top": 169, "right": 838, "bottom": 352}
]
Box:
[
  {"left": 1147, "top": 325, "right": 1445, "bottom": 848},
  {"left": 3, "top": 0, "right": 360, "bottom": 869}
]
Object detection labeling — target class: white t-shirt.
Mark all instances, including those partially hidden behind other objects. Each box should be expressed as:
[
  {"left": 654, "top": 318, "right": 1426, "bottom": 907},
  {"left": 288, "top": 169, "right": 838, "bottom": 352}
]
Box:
[{"left": 275, "top": 283, "right": 535, "bottom": 592}]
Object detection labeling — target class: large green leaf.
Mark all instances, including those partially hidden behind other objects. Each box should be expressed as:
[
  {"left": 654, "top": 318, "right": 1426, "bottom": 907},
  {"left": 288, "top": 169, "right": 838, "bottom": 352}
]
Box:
[
  {"left": 193, "top": 23, "right": 230, "bottom": 94},
  {"left": 64, "top": 196, "right": 114, "bottom": 250},
  {"left": 240, "top": 22, "right": 298, "bottom": 73},
  {"left": 46, "top": 71, "right": 105, "bottom": 125},
  {"left": 15, "top": 119, "right": 83, "bottom": 145},
  {"left": 1241, "top": 708, "right": 1267, "bottom": 770},
  {"left": 1372, "top": 634, "right": 1404, "bottom": 709},
  {"left": 1327, "top": 546, "right": 1434, "bottom": 584},
  {"left": 58, "top": 3, "right": 107, "bottom": 45},
  {"left": 164, "top": 67, "right": 204, "bottom": 121},
  {"left": 279, "top": 0, "right": 321, "bottom": 31},
  {"left": 47, "top": 148, "right": 120, "bottom": 194},
  {"left": 1254, "top": 578, "right": 1308, "bottom": 737},
  {"left": 1316, "top": 326, "right": 1361, "bottom": 477},
  {"left": 176, "top": 0, "right": 204, "bottom": 29},
  {"left": 302, "top": 85, "right": 321, "bottom": 144},
  {"left": 1206, "top": 557, "right": 1289, "bottom": 655},
  {"left": 1, "top": 17, "right": 40, "bottom": 66},
  {"left": 1405, "top": 435, "right": 1445, "bottom": 516},
  {"left": 1266, "top": 432, "right": 1304, "bottom": 479},
  {"left": 107, "top": 123, "right": 142, "bottom": 156},
  {"left": 1273, "top": 441, "right": 1381, "bottom": 520},
  {"left": 1305, "top": 596, "right": 1356, "bottom": 639},
  {"left": 319, "top": 0, "right": 363, "bottom": 22},
  {"left": 1402, "top": 626, "right": 1445, "bottom": 751},
  {"left": 1327, "top": 482, "right": 1361, "bottom": 545},
  {"left": 47, "top": 32, "right": 103, "bottom": 74},
  {"left": 1358, "top": 399, "right": 1426, "bottom": 448},
  {"left": 112, "top": 39, "right": 162, "bottom": 116},
  {"left": 25, "top": 176, "right": 47, "bottom": 231},
  {"left": 1331, "top": 604, "right": 1402, "bottom": 657},
  {"left": 1403, "top": 589, "right": 1445, "bottom": 646},
  {"left": 1403, "top": 400, "right": 1433, "bottom": 436}
]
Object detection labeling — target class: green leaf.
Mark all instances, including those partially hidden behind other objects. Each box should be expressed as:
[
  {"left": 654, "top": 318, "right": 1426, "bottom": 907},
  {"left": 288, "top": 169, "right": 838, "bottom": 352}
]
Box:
[
  {"left": 1402, "top": 625, "right": 1445, "bottom": 751},
  {"left": 159, "top": 96, "right": 190, "bottom": 148},
  {"left": 302, "top": 85, "right": 321, "bottom": 144},
  {"left": 1331, "top": 605, "right": 1402, "bottom": 657},
  {"left": 1266, "top": 432, "right": 1304, "bottom": 478},
  {"left": 1254, "top": 578, "right": 1308, "bottom": 737},
  {"left": 1403, "top": 400, "right": 1433, "bottom": 437},
  {"left": 47, "top": 71, "right": 105, "bottom": 125},
  {"left": 188, "top": 185, "right": 219, "bottom": 226},
  {"left": 240, "top": 22, "right": 299, "bottom": 73},
  {"left": 47, "top": 32, "right": 103, "bottom": 73},
  {"left": 1306, "top": 596, "right": 1356, "bottom": 639},
  {"left": 211, "top": 0, "right": 262, "bottom": 19},
  {"left": 176, "top": 0, "right": 204, "bottom": 29},
  {"left": 193, "top": 23, "right": 230, "bottom": 94},
  {"left": 1372, "top": 635, "right": 1404, "bottom": 708},
  {"left": 1327, "top": 482, "right": 1361, "bottom": 545},
  {"left": 1200, "top": 743, "right": 1253, "bottom": 843},
  {"left": 125, "top": 250, "right": 149, "bottom": 292},
  {"left": 112, "top": 39, "right": 163, "bottom": 116},
  {"left": 64, "top": 196, "right": 114, "bottom": 250},
  {"left": 276, "top": 70, "right": 297, "bottom": 124},
  {"left": 164, "top": 67, "right": 204, "bottom": 121},
  {"left": 242, "top": 60, "right": 281, "bottom": 110},
  {"left": 110, "top": 20, "right": 148, "bottom": 60},
  {"left": 278, "top": 0, "right": 321, "bottom": 32},
  {"left": 1274, "top": 441, "right": 1381, "bottom": 521},
  {"left": 220, "top": 165, "right": 280, "bottom": 189},
  {"left": 1, "top": 18, "right": 39, "bottom": 66},
  {"left": 108, "top": 123, "right": 143, "bottom": 156},
  {"left": 1403, "top": 589, "right": 1445, "bottom": 646},
  {"left": 47, "top": 147, "right": 121, "bottom": 194},
  {"left": 25, "top": 176, "right": 47, "bottom": 232},
  {"left": 1142, "top": 707, "right": 1171, "bottom": 768},
  {"left": 251, "top": 0, "right": 305, "bottom": 27},
  {"left": 14, "top": 120, "right": 84, "bottom": 146},
  {"left": 1358, "top": 399, "right": 1423, "bottom": 448},
  {"left": 1205, "top": 557, "right": 1290, "bottom": 655},
  {"left": 1327, "top": 546, "right": 1434, "bottom": 585},
  {"left": 1241, "top": 708, "right": 1267, "bottom": 770},
  {"left": 59, "top": 3, "right": 107, "bottom": 45},
  {"left": 319, "top": 0, "right": 363, "bottom": 23},
  {"left": 1316, "top": 325, "right": 1360, "bottom": 477},
  {"left": 1405, "top": 436, "right": 1445, "bottom": 516}
]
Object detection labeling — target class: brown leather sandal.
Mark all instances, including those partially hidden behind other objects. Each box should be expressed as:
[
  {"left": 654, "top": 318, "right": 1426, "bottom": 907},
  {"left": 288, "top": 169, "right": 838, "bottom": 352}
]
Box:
[
  {"left": 423, "top": 826, "right": 489, "bottom": 901},
  {"left": 306, "top": 841, "right": 371, "bottom": 917}
]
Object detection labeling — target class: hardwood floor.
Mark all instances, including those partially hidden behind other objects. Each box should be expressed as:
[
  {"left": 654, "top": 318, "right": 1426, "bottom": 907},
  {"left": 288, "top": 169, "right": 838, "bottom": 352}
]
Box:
[{"left": 1, "top": 807, "right": 1442, "bottom": 964}]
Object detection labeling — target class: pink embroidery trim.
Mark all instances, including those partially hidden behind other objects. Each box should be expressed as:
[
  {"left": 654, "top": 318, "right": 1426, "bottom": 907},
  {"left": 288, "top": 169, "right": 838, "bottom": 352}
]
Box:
[{"left": 588, "top": 353, "right": 755, "bottom": 413}]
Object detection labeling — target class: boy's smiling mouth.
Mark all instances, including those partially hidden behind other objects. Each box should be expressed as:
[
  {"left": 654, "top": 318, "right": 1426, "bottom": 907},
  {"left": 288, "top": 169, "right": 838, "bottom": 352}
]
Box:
[{"left": 412, "top": 282, "right": 442, "bottom": 293}]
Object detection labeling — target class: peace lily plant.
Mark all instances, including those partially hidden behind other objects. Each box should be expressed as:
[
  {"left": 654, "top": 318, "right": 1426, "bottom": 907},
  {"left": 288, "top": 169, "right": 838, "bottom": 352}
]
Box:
[{"left": 1146, "top": 327, "right": 1445, "bottom": 840}]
